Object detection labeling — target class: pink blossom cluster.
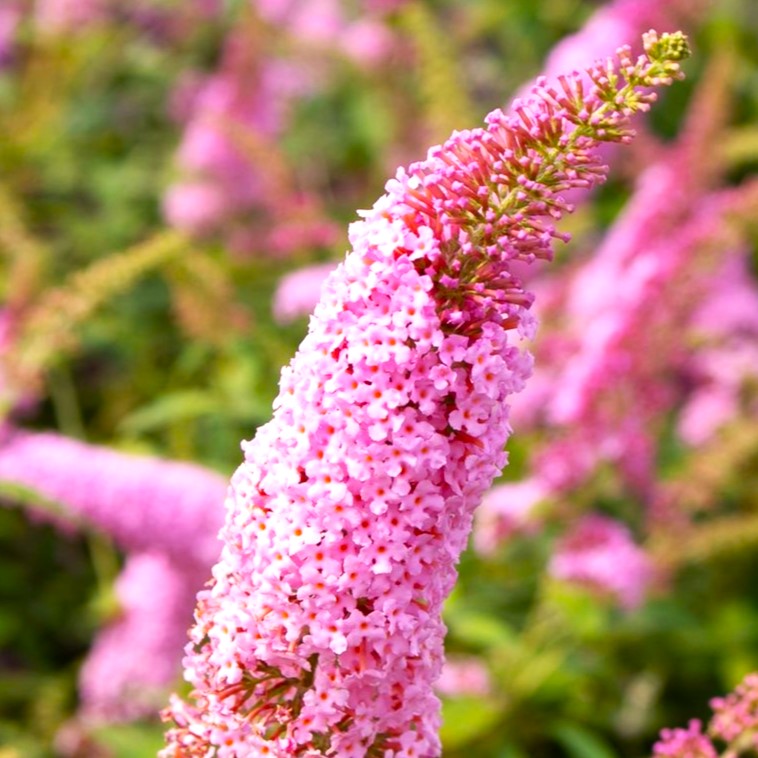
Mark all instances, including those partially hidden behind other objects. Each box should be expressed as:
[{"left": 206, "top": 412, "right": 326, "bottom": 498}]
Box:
[
  {"left": 164, "top": 20, "right": 338, "bottom": 257},
  {"left": 271, "top": 0, "right": 706, "bottom": 336},
  {"left": 0, "top": 429, "right": 226, "bottom": 568},
  {"left": 710, "top": 673, "right": 758, "bottom": 747},
  {"left": 677, "top": 251, "right": 758, "bottom": 446},
  {"left": 253, "top": 0, "right": 406, "bottom": 69},
  {"left": 653, "top": 673, "right": 758, "bottom": 756},
  {"left": 473, "top": 478, "right": 546, "bottom": 554},
  {"left": 435, "top": 657, "right": 491, "bottom": 699},
  {"left": 481, "top": 59, "right": 758, "bottom": 550},
  {"left": 162, "top": 32, "right": 688, "bottom": 756},
  {"left": 0, "top": 429, "right": 227, "bottom": 719},
  {"left": 653, "top": 720, "right": 718, "bottom": 758},
  {"left": 79, "top": 552, "right": 208, "bottom": 721},
  {"left": 548, "top": 514, "right": 654, "bottom": 609}
]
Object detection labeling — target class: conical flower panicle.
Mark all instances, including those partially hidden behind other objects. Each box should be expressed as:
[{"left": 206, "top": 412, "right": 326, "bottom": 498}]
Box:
[{"left": 162, "top": 32, "right": 688, "bottom": 758}]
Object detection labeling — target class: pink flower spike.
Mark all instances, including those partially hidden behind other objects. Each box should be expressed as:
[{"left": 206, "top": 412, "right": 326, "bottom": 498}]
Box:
[
  {"left": 654, "top": 673, "right": 758, "bottom": 757},
  {"left": 652, "top": 720, "right": 718, "bottom": 757},
  {"left": 79, "top": 552, "right": 205, "bottom": 723},
  {"left": 709, "top": 672, "right": 758, "bottom": 745},
  {"left": 0, "top": 429, "right": 227, "bottom": 568},
  {"left": 549, "top": 514, "right": 654, "bottom": 610},
  {"left": 163, "top": 33, "right": 688, "bottom": 756}
]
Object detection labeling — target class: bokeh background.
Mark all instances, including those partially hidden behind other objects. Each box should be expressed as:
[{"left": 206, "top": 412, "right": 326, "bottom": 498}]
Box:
[{"left": 0, "top": 0, "right": 757, "bottom": 756}]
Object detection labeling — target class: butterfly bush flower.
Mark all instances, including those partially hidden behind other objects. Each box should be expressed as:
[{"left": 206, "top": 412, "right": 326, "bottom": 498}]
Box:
[
  {"left": 473, "top": 478, "right": 546, "bottom": 554},
  {"left": 678, "top": 251, "right": 758, "bottom": 446},
  {"left": 0, "top": 429, "right": 226, "bottom": 568},
  {"left": 276, "top": 0, "right": 705, "bottom": 329},
  {"left": 511, "top": 0, "right": 705, "bottom": 225},
  {"left": 0, "top": 429, "right": 227, "bottom": 719},
  {"left": 164, "top": 22, "right": 338, "bottom": 257},
  {"left": 273, "top": 263, "right": 339, "bottom": 325},
  {"left": 653, "top": 673, "right": 758, "bottom": 757},
  {"left": 710, "top": 673, "right": 758, "bottom": 747},
  {"left": 79, "top": 552, "right": 207, "bottom": 722},
  {"left": 653, "top": 720, "right": 718, "bottom": 758},
  {"left": 163, "top": 32, "right": 688, "bottom": 757},
  {"left": 549, "top": 514, "right": 654, "bottom": 610}
]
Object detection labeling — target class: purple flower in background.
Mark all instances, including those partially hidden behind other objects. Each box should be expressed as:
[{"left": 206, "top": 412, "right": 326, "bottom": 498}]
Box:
[
  {"left": 164, "top": 21, "right": 338, "bottom": 256},
  {"left": 272, "top": 262, "right": 338, "bottom": 325},
  {"left": 549, "top": 514, "right": 654, "bottom": 610},
  {"left": 0, "top": 429, "right": 227, "bottom": 568},
  {"left": 253, "top": 0, "right": 404, "bottom": 68},
  {"left": 473, "top": 478, "right": 546, "bottom": 554},
  {"left": 678, "top": 251, "right": 758, "bottom": 446},
  {"left": 0, "top": 429, "right": 228, "bottom": 718},
  {"left": 79, "top": 552, "right": 206, "bottom": 722}
]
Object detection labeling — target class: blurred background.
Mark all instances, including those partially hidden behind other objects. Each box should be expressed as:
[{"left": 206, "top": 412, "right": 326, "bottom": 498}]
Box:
[{"left": 0, "top": 0, "right": 757, "bottom": 755}]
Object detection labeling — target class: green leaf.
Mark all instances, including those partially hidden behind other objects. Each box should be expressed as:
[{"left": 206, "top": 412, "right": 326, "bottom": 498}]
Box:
[
  {"left": 440, "top": 696, "right": 503, "bottom": 750},
  {"left": 118, "top": 390, "right": 222, "bottom": 433},
  {"left": 0, "top": 480, "right": 81, "bottom": 527},
  {"left": 497, "top": 742, "right": 530, "bottom": 758},
  {"left": 551, "top": 723, "right": 618, "bottom": 758},
  {"left": 445, "top": 609, "right": 517, "bottom": 650},
  {"left": 91, "top": 722, "right": 166, "bottom": 757}
]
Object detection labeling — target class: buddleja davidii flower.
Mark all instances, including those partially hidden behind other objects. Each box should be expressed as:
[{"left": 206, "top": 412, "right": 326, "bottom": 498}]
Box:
[
  {"left": 548, "top": 514, "right": 654, "bottom": 610},
  {"left": 163, "top": 32, "right": 688, "bottom": 758},
  {"left": 270, "top": 3, "right": 708, "bottom": 328},
  {"left": 79, "top": 552, "right": 207, "bottom": 722},
  {"left": 0, "top": 429, "right": 226, "bottom": 568},
  {"left": 653, "top": 672, "right": 758, "bottom": 757},
  {"left": 385, "top": 31, "right": 689, "bottom": 335},
  {"left": 492, "top": 49, "right": 742, "bottom": 502},
  {"left": 536, "top": 0, "right": 705, "bottom": 83}
]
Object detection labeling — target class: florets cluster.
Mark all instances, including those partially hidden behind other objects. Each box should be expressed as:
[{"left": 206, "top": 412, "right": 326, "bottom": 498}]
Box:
[
  {"left": 653, "top": 673, "right": 758, "bottom": 757},
  {"left": 549, "top": 514, "right": 654, "bottom": 610},
  {"left": 79, "top": 552, "right": 205, "bottom": 722},
  {"left": 163, "top": 32, "right": 688, "bottom": 757}
]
